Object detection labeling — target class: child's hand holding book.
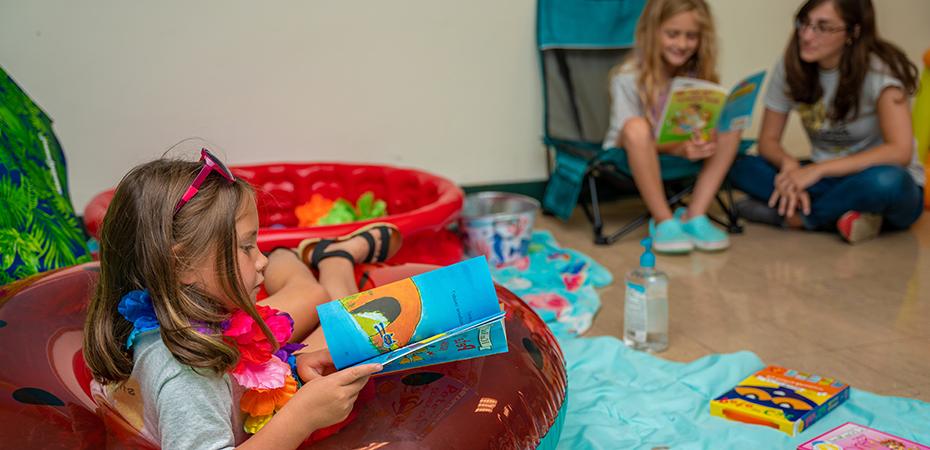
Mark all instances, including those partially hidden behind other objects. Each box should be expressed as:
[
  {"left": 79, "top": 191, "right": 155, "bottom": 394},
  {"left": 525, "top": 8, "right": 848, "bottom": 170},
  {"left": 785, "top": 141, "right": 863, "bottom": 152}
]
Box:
[{"left": 677, "top": 130, "right": 718, "bottom": 161}]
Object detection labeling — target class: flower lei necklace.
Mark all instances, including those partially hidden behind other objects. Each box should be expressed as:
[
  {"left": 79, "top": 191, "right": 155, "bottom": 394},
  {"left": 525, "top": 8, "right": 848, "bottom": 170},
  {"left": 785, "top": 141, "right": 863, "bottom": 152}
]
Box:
[{"left": 119, "top": 289, "right": 305, "bottom": 434}]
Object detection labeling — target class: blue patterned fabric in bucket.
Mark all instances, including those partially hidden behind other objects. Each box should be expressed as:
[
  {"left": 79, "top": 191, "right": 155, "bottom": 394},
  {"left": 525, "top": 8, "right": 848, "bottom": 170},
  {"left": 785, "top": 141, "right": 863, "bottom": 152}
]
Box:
[{"left": 461, "top": 192, "right": 540, "bottom": 266}]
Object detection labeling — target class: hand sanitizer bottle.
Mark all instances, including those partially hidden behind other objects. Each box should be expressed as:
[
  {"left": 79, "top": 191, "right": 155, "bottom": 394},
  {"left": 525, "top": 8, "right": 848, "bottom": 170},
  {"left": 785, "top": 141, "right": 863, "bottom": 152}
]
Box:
[{"left": 623, "top": 237, "right": 669, "bottom": 352}]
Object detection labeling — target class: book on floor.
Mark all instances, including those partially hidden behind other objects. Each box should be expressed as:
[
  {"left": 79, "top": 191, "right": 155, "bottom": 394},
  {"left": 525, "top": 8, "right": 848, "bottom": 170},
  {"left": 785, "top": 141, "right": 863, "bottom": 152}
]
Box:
[
  {"left": 709, "top": 366, "right": 850, "bottom": 436},
  {"left": 797, "top": 422, "right": 930, "bottom": 450},
  {"left": 655, "top": 70, "right": 766, "bottom": 145},
  {"left": 317, "top": 257, "right": 508, "bottom": 374}
]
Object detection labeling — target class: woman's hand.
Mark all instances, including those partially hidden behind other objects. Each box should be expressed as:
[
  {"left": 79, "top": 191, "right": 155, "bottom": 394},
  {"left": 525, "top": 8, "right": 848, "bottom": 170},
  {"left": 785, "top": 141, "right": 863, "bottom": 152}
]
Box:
[
  {"left": 769, "top": 188, "right": 811, "bottom": 218},
  {"left": 292, "top": 363, "right": 382, "bottom": 431},
  {"left": 789, "top": 165, "right": 823, "bottom": 191},
  {"left": 295, "top": 348, "right": 335, "bottom": 382},
  {"left": 776, "top": 164, "right": 822, "bottom": 193},
  {"left": 768, "top": 159, "right": 814, "bottom": 218}
]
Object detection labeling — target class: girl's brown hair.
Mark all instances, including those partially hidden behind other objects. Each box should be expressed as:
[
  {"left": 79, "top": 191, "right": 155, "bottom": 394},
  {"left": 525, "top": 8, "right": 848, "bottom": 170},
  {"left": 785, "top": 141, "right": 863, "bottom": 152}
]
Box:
[
  {"left": 612, "top": 0, "right": 719, "bottom": 127},
  {"left": 83, "top": 157, "right": 276, "bottom": 384},
  {"left": 784, "top": 0, "right": 918, "bottom": 121}
]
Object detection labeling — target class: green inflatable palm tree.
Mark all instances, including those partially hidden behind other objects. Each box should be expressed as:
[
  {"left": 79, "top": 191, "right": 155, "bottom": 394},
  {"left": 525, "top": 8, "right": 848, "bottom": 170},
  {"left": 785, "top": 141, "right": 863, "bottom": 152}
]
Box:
[{"left": 1, "top": 66, "right": 91, "bottom": 285}]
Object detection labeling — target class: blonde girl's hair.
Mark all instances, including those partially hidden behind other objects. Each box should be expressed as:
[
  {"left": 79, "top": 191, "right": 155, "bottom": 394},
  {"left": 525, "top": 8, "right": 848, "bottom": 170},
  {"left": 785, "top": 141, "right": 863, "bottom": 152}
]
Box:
[
  {"left": 83, "top": 157, "right": 276, "bottom": 384},
  {"left": 610, "top": 0, "right": 720, "bottom": 128}
]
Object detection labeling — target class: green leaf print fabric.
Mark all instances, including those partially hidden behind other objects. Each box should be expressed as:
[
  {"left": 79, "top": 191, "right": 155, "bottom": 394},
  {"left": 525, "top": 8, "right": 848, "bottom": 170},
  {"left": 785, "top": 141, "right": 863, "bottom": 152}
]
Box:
[{"left": 0, "top": 66, "right": 90, "bottom": 285}]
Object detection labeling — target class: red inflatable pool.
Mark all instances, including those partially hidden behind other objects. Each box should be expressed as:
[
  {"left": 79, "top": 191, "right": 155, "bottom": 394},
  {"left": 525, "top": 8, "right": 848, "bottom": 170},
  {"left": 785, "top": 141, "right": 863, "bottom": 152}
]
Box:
[
  {"left": 0, "top": 263, "right": 567, "bottom": 449},
  {"left": 84, "top": 162, "right": 465, "bottom": 266}
]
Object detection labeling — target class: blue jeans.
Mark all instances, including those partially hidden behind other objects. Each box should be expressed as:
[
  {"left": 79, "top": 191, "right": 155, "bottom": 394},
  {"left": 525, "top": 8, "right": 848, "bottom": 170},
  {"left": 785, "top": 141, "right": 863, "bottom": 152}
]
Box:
[{"left": 728, "top": 155, "right": 924, "bottom": 230}]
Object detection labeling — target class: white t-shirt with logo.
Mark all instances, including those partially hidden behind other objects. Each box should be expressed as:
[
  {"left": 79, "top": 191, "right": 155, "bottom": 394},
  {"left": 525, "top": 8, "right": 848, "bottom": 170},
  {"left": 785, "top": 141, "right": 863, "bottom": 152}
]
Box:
[{"left": 765, "top": 56, "right": 924, "bottom": 185}]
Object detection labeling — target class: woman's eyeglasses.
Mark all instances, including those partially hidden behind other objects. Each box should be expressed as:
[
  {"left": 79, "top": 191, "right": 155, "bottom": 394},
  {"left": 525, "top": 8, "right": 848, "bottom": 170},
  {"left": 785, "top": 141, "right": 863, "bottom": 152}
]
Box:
[
  {"left": 795, "top": 19, "right": 848, "bottom": 36},
  {"left": 173, "top": 148, "right": 236, "bottom": 216}
]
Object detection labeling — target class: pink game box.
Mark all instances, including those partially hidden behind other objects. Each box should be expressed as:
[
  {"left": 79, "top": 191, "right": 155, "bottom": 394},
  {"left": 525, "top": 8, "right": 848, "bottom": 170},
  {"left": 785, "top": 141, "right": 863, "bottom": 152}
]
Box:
[{"left": 798, "top": 422, "right": 930, "bottom": 450}]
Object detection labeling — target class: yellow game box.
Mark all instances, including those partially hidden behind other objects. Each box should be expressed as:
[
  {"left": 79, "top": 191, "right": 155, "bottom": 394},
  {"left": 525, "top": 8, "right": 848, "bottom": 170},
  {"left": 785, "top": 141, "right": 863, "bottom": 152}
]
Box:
[{"left": 710, "top": 366, "right": 850, "bottom": 436}]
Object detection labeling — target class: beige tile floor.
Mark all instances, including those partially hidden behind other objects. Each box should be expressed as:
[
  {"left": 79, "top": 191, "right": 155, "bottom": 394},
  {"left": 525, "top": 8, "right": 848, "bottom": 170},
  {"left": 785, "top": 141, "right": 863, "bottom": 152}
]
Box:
[{"left": 535, "top": 198, "right": 930, "bottom": 402}]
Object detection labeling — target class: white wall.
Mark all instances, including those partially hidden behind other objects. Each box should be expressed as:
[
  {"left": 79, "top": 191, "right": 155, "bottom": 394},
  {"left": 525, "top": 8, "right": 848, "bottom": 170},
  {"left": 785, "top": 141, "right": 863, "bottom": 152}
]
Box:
[{"left": 1, "top": 1, "right": 928, "bottom": 211}]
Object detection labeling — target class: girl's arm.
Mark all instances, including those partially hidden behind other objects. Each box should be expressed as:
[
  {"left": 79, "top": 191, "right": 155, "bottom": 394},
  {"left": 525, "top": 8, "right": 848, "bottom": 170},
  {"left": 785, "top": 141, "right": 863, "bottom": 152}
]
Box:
[
  {"left": 236, "top": 363, "right": 382, "bottom": 450},
  {"left": 806, "top": 87, "right": 914, "bottom": 178},
  {"left": 757, "top": 107, "right": 800, "bottom": 171}
]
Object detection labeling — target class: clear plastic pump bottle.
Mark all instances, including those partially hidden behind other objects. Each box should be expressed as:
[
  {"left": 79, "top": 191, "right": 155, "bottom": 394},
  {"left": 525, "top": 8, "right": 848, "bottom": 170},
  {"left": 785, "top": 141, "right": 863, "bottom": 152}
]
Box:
[{"left": 623, "top": 237, "right": 669, "bottom": 352}]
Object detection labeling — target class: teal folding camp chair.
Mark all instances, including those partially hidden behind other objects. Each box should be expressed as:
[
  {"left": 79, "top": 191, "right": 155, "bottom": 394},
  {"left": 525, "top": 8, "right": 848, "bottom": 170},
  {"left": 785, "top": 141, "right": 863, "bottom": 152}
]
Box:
[{"left": 538, "top": 0, "right": 749, "bottom": 245}]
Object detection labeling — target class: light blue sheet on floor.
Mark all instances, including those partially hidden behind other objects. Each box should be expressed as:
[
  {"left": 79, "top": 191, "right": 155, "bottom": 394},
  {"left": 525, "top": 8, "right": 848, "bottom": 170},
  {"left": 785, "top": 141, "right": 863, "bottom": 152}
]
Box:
[
  {"left": 490, "top": 230, "right": 612, "bottom": 337},
  {"left": 556, "top": 336, "right": 930, "bottom": 449}
]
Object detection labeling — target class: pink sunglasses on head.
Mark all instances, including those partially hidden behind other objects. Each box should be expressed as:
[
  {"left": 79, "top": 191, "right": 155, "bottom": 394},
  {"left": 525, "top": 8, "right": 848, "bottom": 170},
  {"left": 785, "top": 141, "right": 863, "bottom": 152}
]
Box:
[{"left": 173, "top": 148, "right": 236, "bottom": 215}]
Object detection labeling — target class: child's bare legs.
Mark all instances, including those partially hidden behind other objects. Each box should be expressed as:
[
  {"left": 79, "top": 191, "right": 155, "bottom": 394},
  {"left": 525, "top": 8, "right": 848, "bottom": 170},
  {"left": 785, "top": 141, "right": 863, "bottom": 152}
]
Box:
[
  {"left": 262, "top": 231, "right": 391, "bottom": 343},
  {"left": 685, "top": 130, "right": 741, "bottom": 219},
  {"left": 315, "top": 231, "right": 392, "bottom": 298},
  {"left": 621, "top": 117, "right": 674, "bottom": 222},
  {"left": 300, "top": 231, "right": 395, "bottom": 352},
  {"left": 262, "top": 250, "right": 332, "bottom": 340}
]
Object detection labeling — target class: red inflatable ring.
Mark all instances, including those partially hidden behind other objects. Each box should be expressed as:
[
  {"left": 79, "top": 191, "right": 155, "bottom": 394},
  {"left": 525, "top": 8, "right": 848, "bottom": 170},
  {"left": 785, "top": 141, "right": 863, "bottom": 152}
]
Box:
[{"left": 0, "top": 263, "right": 567, "bottom": 448}]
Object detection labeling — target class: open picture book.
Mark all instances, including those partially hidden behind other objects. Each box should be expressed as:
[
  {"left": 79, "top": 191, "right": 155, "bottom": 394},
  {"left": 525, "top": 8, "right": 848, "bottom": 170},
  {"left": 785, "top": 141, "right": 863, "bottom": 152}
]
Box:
[
  {"left": 655, "top": 70, "right": 766, "bottom": 145},
  {"left": 317, "top": 257, "right": 508, "bottom": 374}
]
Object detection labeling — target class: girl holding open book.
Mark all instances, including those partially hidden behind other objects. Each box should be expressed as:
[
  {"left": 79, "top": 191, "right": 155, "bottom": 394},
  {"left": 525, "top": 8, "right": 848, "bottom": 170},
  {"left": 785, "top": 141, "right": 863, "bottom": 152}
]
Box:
[
  {"left": 83, "top": 151, "right": 399, "bottom": 449},
  {"left": 604, "top": 0, "right": 745, "bottom": 254},
  {"left": 729, "top": 0, "right": 923, "bottom": 243}
]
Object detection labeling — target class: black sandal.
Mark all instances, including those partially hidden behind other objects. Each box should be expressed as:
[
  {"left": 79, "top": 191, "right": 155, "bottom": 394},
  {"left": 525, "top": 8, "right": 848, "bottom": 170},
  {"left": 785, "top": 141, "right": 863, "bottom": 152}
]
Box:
[
  {"left": 303, "top": 239, "right": 356, "bottom": 272},
  {"left": 297, "top": 222, "right": 400, "bottom": 271},
  {"left": 355, "top": 225, "right": 395, "bottom": 264}
]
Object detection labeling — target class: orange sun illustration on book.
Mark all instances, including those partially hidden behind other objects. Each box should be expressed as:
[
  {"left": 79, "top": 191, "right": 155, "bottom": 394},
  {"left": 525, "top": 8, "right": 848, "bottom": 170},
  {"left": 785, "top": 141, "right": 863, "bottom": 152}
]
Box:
[{"left": 339, "top": 278, "right": 423, "bottom": 351}]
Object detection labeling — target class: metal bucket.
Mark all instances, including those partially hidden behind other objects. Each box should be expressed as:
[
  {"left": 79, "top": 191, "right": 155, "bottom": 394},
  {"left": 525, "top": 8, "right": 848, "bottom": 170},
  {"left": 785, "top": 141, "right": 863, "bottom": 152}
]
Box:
[{"left": 460, "top": 192, "right": 540, "bottom": 266}]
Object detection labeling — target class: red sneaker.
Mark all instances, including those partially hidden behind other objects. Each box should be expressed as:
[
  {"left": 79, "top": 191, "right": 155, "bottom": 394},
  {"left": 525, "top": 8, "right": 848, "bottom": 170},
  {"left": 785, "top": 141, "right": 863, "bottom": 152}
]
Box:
[{"left": 836, "top": 211, "right": 883, "bottom": 244}]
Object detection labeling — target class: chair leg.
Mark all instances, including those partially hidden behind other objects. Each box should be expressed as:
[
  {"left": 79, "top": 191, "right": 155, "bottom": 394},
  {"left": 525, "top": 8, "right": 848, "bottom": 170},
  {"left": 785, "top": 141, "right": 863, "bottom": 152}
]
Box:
[
  {"left": 581, "top": 174, "right": 610, "bottom": 245},
  {"left": 666, "top": 183, "right": 695, "bottom": 208},
  {"left": 710, "top": 183, "right": 743, "bottom": 234},
  {"left": 601, "top": 213, "right": 649, "bottom": 245},
  {"left": 595, "top": 180, "right": 697, "bottom": 246},
  {"left": 724, "top": 182, "right": 743, "bottom": 233},
  {"left": 579, "top": 170, "right": 652, "bottom": 245}
]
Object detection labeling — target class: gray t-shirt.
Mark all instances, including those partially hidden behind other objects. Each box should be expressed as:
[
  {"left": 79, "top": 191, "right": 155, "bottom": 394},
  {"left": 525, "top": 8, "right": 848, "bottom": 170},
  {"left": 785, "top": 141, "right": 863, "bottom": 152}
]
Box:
[
  {"left": 604, "top": 69, "right": 642, "bottom": 149},
  {"left": 129, "top": 331, "right": 246, "bottom": 449},
  {"left": 765, "top": 56, "right": 924, "bottom": 184},
  {"left": 602, "top": 64, "right": 674, "bottom": 149}
]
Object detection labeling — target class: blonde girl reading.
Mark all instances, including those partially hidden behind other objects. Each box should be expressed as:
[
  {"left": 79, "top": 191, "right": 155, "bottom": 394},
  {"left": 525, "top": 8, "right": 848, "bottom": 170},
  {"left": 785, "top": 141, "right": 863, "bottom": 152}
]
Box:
[{"left": 604, "top": 0, "right": 745, "bottom": 254}]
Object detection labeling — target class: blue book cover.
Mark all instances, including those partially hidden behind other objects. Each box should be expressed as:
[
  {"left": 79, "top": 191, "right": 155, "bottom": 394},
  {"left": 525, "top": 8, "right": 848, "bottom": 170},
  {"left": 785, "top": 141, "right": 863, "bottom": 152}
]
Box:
[
  {"left": 317, "top": 257, "right": 508, "bottom": 372},
  {"left": 719, "top": 70, "right": 767, "bottom": 133}
]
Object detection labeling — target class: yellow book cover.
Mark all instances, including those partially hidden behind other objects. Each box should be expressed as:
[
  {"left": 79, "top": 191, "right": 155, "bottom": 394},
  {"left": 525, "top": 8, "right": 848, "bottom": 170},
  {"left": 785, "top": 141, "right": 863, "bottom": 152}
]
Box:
[{"left": 710, "top": 366, "right": 850, "bottom": 436}]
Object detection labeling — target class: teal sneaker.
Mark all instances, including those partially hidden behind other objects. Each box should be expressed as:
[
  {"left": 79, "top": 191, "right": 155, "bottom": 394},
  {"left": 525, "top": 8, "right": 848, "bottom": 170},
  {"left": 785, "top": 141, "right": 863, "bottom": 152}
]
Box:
[
  {"left": 675, "top": 208, "right": 730, "bottom": 251},
  {"left": 648, "top": 217, "right": 693, "bottom": 254}
]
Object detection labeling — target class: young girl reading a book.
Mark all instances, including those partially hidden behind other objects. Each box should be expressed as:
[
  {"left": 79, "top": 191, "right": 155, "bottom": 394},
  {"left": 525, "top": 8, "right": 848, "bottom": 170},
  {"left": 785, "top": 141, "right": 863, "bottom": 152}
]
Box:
[
  {"left": 604, "top": 0, "right": 745, "bottom": 254},
  {"left": 83, "top": 151, "right": 398, "bottom": 449},
  {"left": 729, "top": 0, "right": 922, "bottom": 243}
]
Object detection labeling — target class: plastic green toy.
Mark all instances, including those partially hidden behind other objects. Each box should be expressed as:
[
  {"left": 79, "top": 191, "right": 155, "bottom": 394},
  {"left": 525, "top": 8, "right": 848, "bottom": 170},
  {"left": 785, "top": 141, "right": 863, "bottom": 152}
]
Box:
[{"left": 316, "top": 191, "right": 388, "bottom": 225}]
